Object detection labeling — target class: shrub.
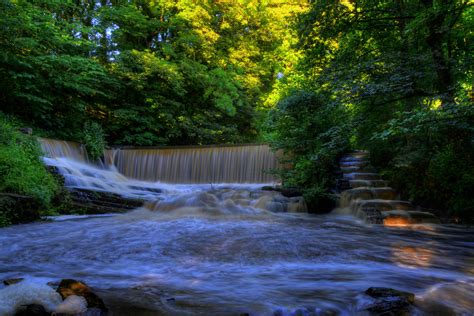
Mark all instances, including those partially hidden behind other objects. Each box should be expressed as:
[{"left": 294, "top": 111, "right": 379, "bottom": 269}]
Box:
[
  {"left": 370, "top": 104, "right": 474, "bottom": 220},
  {"left": 0, "top": 114, "right": 59, "bottom": 225},
  {"left": 267, "top": 91, "right": 350, "bottom": 211},
  {"left": 83, "top": 121, "right": 106, "bottom": 162}
]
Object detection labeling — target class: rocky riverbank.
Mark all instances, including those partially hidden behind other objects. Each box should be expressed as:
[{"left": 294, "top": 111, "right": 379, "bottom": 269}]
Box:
[
  {"left": 0, "top": 278, "right": 107, "bottom": 315},
  {"left": 2, "top": 277, "right": 421, "bottom": 315}
]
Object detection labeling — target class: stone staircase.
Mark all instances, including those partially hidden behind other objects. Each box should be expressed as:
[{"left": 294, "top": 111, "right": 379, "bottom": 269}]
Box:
[{"left": 336, "top": 151, "right": 439, "bottom": 226}]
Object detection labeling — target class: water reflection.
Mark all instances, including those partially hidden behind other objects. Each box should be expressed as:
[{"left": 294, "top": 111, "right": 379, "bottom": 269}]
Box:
[{"left": 391, "top": 245, "right": 434, "bottom": 269}]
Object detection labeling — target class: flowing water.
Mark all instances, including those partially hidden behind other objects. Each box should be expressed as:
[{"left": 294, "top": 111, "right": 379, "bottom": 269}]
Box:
[
  {"left": 0, "top": 139, "right": 473, "bottom": 315},
  {"left": 1, "top": 210, "right": 473, "bottom": 315},
  {"left": 106, "top": 145, "right": 280, "bottom": 183}
]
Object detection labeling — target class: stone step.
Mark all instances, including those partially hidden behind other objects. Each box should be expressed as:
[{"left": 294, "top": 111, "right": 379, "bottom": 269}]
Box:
[
  {"left": 343, "top": 172, "right": 381, "bottom": 180},
  {"left": 342, "top": 151, "right": 369, "bottom": 159},
  {"left": 337, "top": 151, "right": 439, "bottom": 225},
  {"left": 351, "top": 199, "right": 414, "bottom": 213},
  {"left": 349, "top": 179, "right": 389, "bottom": 188},
  {"left": 339, "top": 156, "right": 370, "bottom": 163},
  {"left": 340, "top": 160, "right": 370, "bottom": 167},
  {"left": 352, "top": 207, "right": 384, "bottom": 224},
  {"left": 340, "top": 188, "right": 397, "bottom": 207},
  {"left": 341, "top": 166, "right": 375, "bottom": 173}
]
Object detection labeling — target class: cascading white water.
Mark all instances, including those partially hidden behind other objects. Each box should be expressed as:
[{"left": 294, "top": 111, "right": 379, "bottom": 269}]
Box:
[{"left": 37, "top": 138, "right": 304, "bottom": 212}]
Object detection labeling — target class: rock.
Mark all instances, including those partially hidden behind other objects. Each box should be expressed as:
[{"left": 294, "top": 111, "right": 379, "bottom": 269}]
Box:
[
  {"left": 287, "top": 197, "right": 307, "bottom": 213},
  {"left": 54, "top": 295, "right": 88, "bottom": 314},
  {"left": 267, "top": 201, "right": 286, "bottom": 212},
  {"left": 81, "top": 308, "right": 106, "bottom": 316},
  {"left": 364, "top": 296, "right": 410, "bottom": 315},
  {"left": 68, "top": 189, "right": 144, "bottom": 214},
  {"left": 18, "top": 127, "right": 33, "bottom": 135},
  {"left": 0, "top": 282, "right": 62, "bottom": 315},
  {"left": 261, "top": 186, "right": 303, "bottom": 198},
  {"left": 363, "top": 287, "right": 415, "bottom": 315},
  {"left": 3, "top": 278, "right": 24, "bottom": 286},
  {"left": 254, "top": 195, "right": 275, "bottom": 211},
  {"left": 14, "top": 304, "right": 49, "bottom": 316},
  {"left": 47, "top": 281, "right": 60, "bottom": 289},
  {"left": 57, "top": 279, "right": 107, "bottom": 312},
  {"left": 365, "top": 287, "right": 415, "bottom": 304}
]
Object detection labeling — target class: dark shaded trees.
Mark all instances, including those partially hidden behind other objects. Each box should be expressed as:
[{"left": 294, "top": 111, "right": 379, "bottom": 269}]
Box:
[{"left": 267, "top": 0, "right": 473, "bottom": 218}]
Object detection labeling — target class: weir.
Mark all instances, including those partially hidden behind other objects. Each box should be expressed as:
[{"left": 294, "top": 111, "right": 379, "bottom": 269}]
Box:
[
  {"left": 39, "top": 138, "right": 279, "bottom": 184},
  {"left": 38, "top": 138, "right": 88, "bottom": 162},
  {"left": 37, "top": 138, "right": 306, "bottom": 214},
  {"left": 106, "top": 145, "right": 278, "bottom": 183}
]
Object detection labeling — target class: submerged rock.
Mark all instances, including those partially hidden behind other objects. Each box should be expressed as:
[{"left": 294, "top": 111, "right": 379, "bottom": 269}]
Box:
[
  {"left": 364, "top": 297, "right": 410, "bottom": 315},
  {"left": 363, "top": 287, "right": 415, "bottom": 315},
  {"left": 365, "top": 287, "right": 415, "bottom": 304},
  {"left": 261, "top": 186, "right": 304, "bottom": 198},
  {"left": 57, "top": 279, "right": 107, "bottom": 312},
  {"left": 254, "top": 193, "right": 307, "bottom": 213},
  {"left": 3, "top": 278, "right": 24, "bottom": 286}
]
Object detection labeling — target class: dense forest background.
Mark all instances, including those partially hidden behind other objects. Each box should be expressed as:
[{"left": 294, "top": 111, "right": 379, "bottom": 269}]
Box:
[
  {"left": 0, "top": 0, "right": 473, "bottom": 222},
  {"left": 0, "top": 0, "right": 305, "bottom": 145}
]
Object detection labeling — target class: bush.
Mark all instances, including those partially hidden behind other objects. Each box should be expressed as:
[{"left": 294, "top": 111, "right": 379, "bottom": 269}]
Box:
[
  {"left": 370, "top": 104, "right": 474, "bottom": 221},
  {"left": 0, "top": 114, "right": 59, "bottom": 226},
  {"left": 267, "top": 91, "right": 350, "bottom": 211},
  {"left": 83, "top": 121, "right": 106, "bottom": 161}
]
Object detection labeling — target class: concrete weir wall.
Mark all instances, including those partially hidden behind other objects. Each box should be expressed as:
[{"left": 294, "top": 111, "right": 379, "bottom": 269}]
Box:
[{"left": 39, "top": 138, "right": 280, "bottom": 184}]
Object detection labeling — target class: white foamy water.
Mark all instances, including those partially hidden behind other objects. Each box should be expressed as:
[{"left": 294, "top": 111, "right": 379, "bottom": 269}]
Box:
[{"left": 43, "top": 156, "right": 275, "bottom": 200}]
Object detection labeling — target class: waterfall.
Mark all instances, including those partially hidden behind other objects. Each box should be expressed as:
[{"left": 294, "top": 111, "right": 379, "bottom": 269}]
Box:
[
  {"left": 106, "top": 145, "right": 279, "bottom": 183},
  {"left": 38, "top": 138, "right": 279, "bottom": 184},
  {"left": 36, "top": 138, "right": 303, "bottom": 213},
  {"left": 38, "top": 138, "right": 89, "bottom": 162}
]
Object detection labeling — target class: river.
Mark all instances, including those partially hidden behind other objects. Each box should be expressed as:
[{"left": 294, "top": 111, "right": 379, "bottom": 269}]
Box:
[
  {"left": 1, "top": 140, "right": 473, "bottom": 315},
  {"left": 1, "top": 193, "right": 473, "bottom": 315}
]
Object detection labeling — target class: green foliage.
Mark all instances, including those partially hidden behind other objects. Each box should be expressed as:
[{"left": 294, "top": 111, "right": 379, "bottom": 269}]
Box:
[
  {"left": 0, "top": 114, "right": 59, "bottom": 225},
  {"left": 267, "top": 0, "right": 473, "bottom": 219},
  {"left": 267, "top": 91, "right": 350, "bottom": 209},
  {"left": 0, "top": 0, "right": 307, "bottom": 146},
  {"left": 370, "top": 104, "right": 474, "bottom": 219},
  {"left": 83, "top": 121, "right": 106, "bottom": 161}
]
